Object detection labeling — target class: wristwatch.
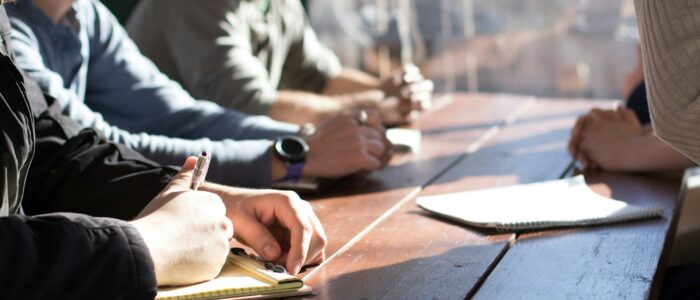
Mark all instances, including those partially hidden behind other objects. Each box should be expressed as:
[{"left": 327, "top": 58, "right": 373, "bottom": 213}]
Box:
[{"left": 273, "top": 135, "right": 309, "bottom": 180}]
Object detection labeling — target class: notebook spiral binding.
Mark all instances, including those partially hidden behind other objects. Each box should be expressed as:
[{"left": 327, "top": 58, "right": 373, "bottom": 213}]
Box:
[{"left": 495, "top": 206, "right": 665, "bottom": 232}]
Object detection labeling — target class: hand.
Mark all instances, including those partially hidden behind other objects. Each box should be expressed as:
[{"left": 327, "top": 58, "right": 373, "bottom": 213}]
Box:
[
  {"left": 379, "top": 63, "right": 434, "bottom": 125},
  {"left": 568, "top": 107, "right": 627, "bottom": 169},
  {"left": 202, "top": 185, "right": 327, "bottom": 275},
  {"left": 131, "top": 157, "right": 233, "bottom": 286},
  {"left": 574, "top": 108, "right": 646, "bottom": 171},
  {"left": 301, "top": 109, "right": 392, "bottom": 178}
]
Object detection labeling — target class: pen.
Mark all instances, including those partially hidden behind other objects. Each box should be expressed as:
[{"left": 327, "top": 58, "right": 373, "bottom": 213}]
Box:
[{"left": 190, "top": 151, "right": 211, "bottom": 190}]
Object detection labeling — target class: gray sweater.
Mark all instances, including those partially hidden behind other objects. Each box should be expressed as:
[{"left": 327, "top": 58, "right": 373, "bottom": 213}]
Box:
[
  {"left": 635, "top": 0, "right": 700, "bottom": 164},
  {"left": 127, "top": 0, "right": 342, "bottom": 115}
]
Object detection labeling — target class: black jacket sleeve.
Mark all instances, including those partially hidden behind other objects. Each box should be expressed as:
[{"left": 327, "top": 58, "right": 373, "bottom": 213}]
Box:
[
  {"left": 0, "top": 6, "right": 175, "bottom": 298},
  {"left": 0, "top": 213, "right": 156, "bottom": 299},
  {"left": 21, "top": 76, "right": 178, "bottom": 220}
]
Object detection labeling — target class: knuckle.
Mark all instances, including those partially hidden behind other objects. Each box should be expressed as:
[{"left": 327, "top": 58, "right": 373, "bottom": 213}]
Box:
[
  {"left": 353, "top": 136, "right": 366, "bottom": 150},
  {"left": 217, "top": 217, "right": 232, "bottom": 233}
]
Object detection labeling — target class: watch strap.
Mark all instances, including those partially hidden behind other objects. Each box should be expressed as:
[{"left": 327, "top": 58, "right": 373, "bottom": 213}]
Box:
[{"left": 284, "top": 162, "right": 305, "bottom": 181}]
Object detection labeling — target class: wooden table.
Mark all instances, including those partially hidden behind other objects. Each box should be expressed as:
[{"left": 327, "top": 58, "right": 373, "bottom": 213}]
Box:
[{"left": 300, "top": 93, "right": 682, "bottom": 299}]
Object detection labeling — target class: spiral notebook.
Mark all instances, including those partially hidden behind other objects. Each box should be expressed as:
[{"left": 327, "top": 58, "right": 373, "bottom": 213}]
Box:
[
  {"left": 156, "top": 248, "right": 312, "bottom": 300},
  {"left": 417, "top": 176, "right": 664, "bottom": 231}
]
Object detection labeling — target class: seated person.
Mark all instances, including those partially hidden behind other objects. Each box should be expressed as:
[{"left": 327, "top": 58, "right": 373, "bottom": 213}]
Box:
[
  {"left": 6, "top": 0, "right": 391, "bottom": 188},
  {"left": 126, "top": 0, "right": 434, "bottom": 126},
  {"left": 568, "top": 45, "right": 694, "bottom": 172},
  {"left": 0, "top": 2, "right": 325, "bottom": 298},
  {"left": 634, "top": 1, "right": 700, "bottom": 298}
]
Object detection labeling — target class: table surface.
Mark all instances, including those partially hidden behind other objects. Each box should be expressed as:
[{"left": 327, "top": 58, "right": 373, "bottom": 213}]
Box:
[{"left": 298, "top": 93, "right": 682, "bottom": 300}]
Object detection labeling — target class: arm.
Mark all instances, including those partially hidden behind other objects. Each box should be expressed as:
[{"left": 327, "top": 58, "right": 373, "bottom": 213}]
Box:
[
  {"left": 0, "top": 160, "right": 233, "bottom": 296},
  {"left": 629, "top": 132, "right": 695, "bottom": 171},
  {"left": 9, "top": 17, "right": 292, "bottom": 187},
  {"left": 322, "top": 69, "right": 383, "bottom": 95},
  {"left": 0, "top": 214, "right": 157, "bottom": 299},
  {"left": 570, "top": 107, "right": 694, "bottom": 172},
  {"left": 635, "top": 0, "right": 700, "bottom": 163},
  {"left": 0, "top": 67, "right": 156, "bottom": 298},
  {"left": 581, "top": 128, "right": 694, "bottom": 172},
  {"left": 84, "top": 1, "right": 298, "bottom": 140},
  {"left": 128, "top": 0, "right": 346, "bottom": 125}
]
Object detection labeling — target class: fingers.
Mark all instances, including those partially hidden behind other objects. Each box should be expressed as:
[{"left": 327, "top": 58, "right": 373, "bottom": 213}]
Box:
[
  {"left": 569, "top": 116, "right": 586, "bottom": 156},
  {"left": 287, "top": 220, "right": 311, "bottom": 275},
  {"left": 232, "top": 213, "right": 283, "bottom": 262},
  {"left": 167, "top": 156, "right": 198, "bottom": 190},
  {"left": 305, "top": 209, "right": 327, "bottom": 265},
  {"left": 362, "top": 109, "right": 383, "bottom": 130},
  {"left": 398, "top": 80, "right": 434, "bottom": 113},
  {"left": 271, "top": 200, "right": 313, "bottom": 275},
  {"left": 357, "top": 127, "right": 387, "bottom": 171},
  {"left": 358, "top": 124, "right": 385, "bottom": 141},
  {"left": 402, "top": 80, "right": 434, "bottom": 97},
  {"left": 276, "top": 199, "right": 326, "bottom": 275},
  {"left": 362, "top": 136, "right": 386, "bottom": 158},
  {"left": 358, "top": 150, "right": 383, "bottom": 173}
]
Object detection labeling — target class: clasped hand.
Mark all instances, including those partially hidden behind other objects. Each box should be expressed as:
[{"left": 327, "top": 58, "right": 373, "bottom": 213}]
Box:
[{"left": 568, "top": 106, "right": 646, "bottom": 171}]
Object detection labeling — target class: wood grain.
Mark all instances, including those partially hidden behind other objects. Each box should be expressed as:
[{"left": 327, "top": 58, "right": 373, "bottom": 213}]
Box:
[
  {"left": 304, "top": 94, "right": 534, "bottom": 260},
  {"left": 306, "top": 98, "right": 606, "bottom": 299},
  {"left": 473, "top": 172, "right": 681, "bottom": 300}
]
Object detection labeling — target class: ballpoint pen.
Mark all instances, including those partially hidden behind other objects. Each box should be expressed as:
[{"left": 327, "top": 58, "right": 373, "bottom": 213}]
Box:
[{"left": 190, "top": 151, "right": 211, "bottom": 190}]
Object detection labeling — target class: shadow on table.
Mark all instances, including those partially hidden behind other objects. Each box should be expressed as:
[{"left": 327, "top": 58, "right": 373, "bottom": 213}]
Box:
[
  {"left": 311, "top": 244, "right": 506, "bottom": 299},
  {"left": 307, "top": 127, "right": 572, "bottom": 200},
  {"left": 408, "top": 209, "right": 504, "bottom": 236}
]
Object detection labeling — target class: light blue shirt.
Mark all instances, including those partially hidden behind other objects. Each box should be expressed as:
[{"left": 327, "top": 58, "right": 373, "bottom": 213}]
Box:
[{"left": 6, "top": 0, "right": 301, "bottom": 187}]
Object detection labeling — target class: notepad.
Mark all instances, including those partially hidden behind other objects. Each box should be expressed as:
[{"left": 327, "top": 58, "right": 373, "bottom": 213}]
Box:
[
  {"left": 156, "top": 249, "right": 312, "bottom": 300},
  {"left": 271, "top": 177, "right": 333, "bottom": 193},
  {"left": 417, "top": 176, "right": 664, "bottom": 231},
  {"left": 386, "top": 128, "right": 421, "bottom": 153}
]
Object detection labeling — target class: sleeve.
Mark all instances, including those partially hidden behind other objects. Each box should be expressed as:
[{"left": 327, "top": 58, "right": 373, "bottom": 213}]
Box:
[
  {"left": 279, "top": 0, "right": 342, "bottom": 92},
  {"left": 0, "top": 213, "right": 156, "bottom": 300},
  {"left": 130, "top": 0, "right": 280, "bottom": 115},
  {"left": 84, "top": 1, "right": 299, "bottom": 140},
  {"left": 634, "top": 0, "right": 700, "bottom": 163},
  {"left": 8, "top": 11, "right": 294, "bottom": 187}
]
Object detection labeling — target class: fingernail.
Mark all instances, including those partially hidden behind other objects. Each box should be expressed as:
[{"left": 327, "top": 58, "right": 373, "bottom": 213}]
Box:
[{"left": 263, "top": 244, "right": 277, "bottom": 260}]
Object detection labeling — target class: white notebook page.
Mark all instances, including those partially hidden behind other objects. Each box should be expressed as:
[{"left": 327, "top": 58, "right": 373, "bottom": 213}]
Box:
[{"left": 417, "top": 176, "right": 664, "bottom": 231}]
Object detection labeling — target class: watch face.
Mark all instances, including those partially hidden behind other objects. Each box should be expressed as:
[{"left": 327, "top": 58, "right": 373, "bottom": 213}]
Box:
[{"left": 276, "top": 136, "right": 308, "bottom": 163}]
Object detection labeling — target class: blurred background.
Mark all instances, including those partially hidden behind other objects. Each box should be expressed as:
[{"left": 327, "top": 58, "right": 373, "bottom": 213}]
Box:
[
  {"left": 308, "top": 0, "right": 638, "bottom": 100},
  {"left": 102, "top": 0, "right": 639, "bottom": 100}
]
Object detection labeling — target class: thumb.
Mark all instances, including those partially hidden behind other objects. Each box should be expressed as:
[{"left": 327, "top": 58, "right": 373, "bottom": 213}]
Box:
[{"left": 167, "top": 156, "right": 198, "bottom": 189}]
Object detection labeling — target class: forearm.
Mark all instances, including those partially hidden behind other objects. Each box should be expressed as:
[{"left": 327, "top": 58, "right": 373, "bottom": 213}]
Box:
[
  {"left": 322, "top": 69, "right": 381, "bottom": 95},
  {"left": 267, "top": 91, "right": 343, "bottom": 125},
  {"left": 620, "top": 133, "right": 695, "bottom": 172},
  {"left": 27, "top": 109, "right": 177, "bottom": 219},
  {"left": 0, "top": 214, "right": 156, "bottom": 299}
]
